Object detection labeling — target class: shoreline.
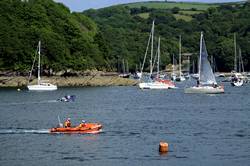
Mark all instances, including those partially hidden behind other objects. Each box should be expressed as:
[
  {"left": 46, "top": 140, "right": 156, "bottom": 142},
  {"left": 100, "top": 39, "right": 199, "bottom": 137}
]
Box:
[{"left": 0, "top": 76, "right": 139, "bottom": 88}]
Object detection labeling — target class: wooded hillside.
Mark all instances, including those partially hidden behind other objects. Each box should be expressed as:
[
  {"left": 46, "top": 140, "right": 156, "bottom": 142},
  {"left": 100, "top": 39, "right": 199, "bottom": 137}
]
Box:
[
  {"left": 84, "top": 1, "right": 250, "bottom": 72},
  {"left": 0, "top": 0, "right": 109, "bottom": 73},
  {"left": 0, "top": 0, "right": 249, "bottom": 73}
]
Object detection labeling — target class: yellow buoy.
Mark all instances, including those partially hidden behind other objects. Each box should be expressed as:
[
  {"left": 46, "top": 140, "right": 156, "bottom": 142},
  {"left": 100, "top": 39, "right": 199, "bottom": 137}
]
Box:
[
  {"left": 17, "top": 88, "right": 21, "bottom": 91},
  {"left": 159, "top": 141, "right": 168, "bottom": 153}
]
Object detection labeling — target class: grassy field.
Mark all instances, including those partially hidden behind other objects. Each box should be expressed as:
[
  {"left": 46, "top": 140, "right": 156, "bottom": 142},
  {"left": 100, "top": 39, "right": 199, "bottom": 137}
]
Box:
[
  {"left": 137, "top": 10, "right": 202, "bottom": 21},
  {"left": 173, "top": 14, "right": 193, "bottom": 21},
  {"left": 179, "top": 10, "right": 203, "bottom": 15},
  {"left": 138, "top": 12, "right": 150, "bottom": 19},
  {"left": 125, "top": 2, "right": 218, "bottom": 10}
]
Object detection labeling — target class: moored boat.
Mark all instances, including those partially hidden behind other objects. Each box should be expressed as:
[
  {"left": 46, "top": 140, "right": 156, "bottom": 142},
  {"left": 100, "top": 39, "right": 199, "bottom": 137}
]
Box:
[
  {"left": 27, "top": 41, "right": 57, "bottom": 91},
  {"left": 139, "top": 79, "right": 175, "bottom": 89},
  {"left": 138, "top": 21, "right": 176, "bottom": 90},
  {"left": 184, "top": 32, "right": 224, "bottom": 94},
  {"left": 185, "top": 85, "right": 224, "bottom": 94},
  {"left": 175, "top": 35, "right": 185, "bottom": 82},
  {"left": 231, "top": 73, "right": 244, "bottom": 86}
]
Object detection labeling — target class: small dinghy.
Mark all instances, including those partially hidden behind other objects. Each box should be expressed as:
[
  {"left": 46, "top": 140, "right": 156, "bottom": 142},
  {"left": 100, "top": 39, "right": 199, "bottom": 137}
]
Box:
[
  {"left": 58, "top": 95, "right": 76, "bottom": 102},
  {"left": 231, "top": 73, "right": 244, "bottom": 87}
]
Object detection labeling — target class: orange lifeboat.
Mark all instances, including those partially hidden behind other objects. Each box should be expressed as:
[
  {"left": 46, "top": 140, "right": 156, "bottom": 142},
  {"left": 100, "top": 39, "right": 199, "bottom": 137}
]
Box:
[{"left": 50, "top": 123, "right": 102, "bottom": 134}]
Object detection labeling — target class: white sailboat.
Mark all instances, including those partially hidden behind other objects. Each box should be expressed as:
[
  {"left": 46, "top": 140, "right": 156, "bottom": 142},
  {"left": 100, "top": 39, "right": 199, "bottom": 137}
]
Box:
[
  {"left": 171, "top": 54, "right": 177, "bottom": 81},
  {"left": 176, "top": 35, "right": 185, "bottom": 82},
  {"left": 119, "top": 59, "right": 130, "bottom": 78},
  {"left": 184, "top": 54, "right": 190, "bottom": 79},
  {"left": 191, "top": 60, "right": 199, "bottom": 79},
  {"left": 139, "top": 36, "right": 175, "bottom": 89},
  {"left": 231, "top": 33, "right": 245, "bottom": 87},
  {"left": 138, "top": 21, "right": 175, "bottom": 90},
  {"left": 27, "top": 41, "right": 57, "bottom": 91},
  {"left": 185, "top": 32, "right": 224, "bottom": 94}
]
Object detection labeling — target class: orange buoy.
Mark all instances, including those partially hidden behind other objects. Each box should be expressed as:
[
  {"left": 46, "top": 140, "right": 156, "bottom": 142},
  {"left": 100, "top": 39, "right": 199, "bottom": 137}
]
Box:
[{"left": 159, "top": 141, "right": 168, "bottom": 153}]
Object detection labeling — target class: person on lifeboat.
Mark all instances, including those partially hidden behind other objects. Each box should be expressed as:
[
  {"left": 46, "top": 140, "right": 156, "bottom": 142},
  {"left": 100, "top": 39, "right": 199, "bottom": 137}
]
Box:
[
  {"left": 64, "top": 118, "right": 71, "bottom": 128},
  {"left": 78, "top": 120, "right": 86, "bottom": 128}
]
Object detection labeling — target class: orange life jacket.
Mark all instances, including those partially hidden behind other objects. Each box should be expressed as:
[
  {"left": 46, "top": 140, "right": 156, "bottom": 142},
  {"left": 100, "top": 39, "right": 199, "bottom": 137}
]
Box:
[
  {"left": 78, "top": 123, "right": 85, "bottom": 128},
  {"left": 64, "top": 120, "right": 71, "bottom": 128}
]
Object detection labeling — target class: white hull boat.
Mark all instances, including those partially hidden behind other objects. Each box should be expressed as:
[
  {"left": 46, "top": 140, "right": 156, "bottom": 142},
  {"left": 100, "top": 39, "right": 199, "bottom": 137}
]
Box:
[
  {"left": 176, "top": 75, "right": 185, "bottom": 82},
  {"left": 176, "top": 35, "right": 185, "bottom": 82},
  {"left": 185, "top": 32, "right": 224, "bottom": 94},
  {"left": 138, "top": 21, "right": 176, "bottom": 90},
  {"left": 185, "top": 86, "right": 224, "bottom": 94},
  {"left": 27, "top": 41, "right": 57, "bottom": 91},
  {"left": 231, "top": 79, "right": 243, "bottom": 87},
  {"left": 139, "top": 82, "right": 170, "bottom": 89},
  {"left": 28, "top": 83, "right": 57, "bottom": 91},
  {"left": 191, "top": 73, "right": 199, "bottom": 79}
]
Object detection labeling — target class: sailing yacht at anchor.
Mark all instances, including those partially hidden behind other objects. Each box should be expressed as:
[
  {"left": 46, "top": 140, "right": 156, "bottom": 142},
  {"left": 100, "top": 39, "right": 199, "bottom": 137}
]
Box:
[
  {"left": 230, "top": 33, "right": 247, "bottom": 87},
  {"left": 27, "top": 41, "right": 57, "bottom": 91},
  {"left": 185, "top": 32, "right": 224, "bottom": 94},
  {"left": 138, "top": 20, "right": 175, "bottom": 89},
  {"left": 175, "top": 35, "right": 185, "bottom": 82}
]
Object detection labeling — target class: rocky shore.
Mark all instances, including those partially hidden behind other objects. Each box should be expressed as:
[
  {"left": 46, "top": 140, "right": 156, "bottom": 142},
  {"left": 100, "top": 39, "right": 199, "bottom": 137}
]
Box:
[{"left": 0, "top": 72, "right": 139, "bottom": 88}]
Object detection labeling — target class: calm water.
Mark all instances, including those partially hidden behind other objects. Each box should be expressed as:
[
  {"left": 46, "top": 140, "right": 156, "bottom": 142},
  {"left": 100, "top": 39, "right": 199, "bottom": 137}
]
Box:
[{"left": 0, "top": 80, "right": 250, "bottom": 166}]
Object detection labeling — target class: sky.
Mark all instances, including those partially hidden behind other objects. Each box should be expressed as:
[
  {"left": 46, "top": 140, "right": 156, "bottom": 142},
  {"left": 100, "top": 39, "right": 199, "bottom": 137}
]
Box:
[{"left": 54, "top": 0, "right": 245, "bottom": 12}]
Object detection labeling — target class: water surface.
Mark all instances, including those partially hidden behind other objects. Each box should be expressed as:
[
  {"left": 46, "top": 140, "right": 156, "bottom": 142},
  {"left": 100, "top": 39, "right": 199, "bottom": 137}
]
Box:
[{"left": 0, "top": 81, "right": 250, "bottom": 166}]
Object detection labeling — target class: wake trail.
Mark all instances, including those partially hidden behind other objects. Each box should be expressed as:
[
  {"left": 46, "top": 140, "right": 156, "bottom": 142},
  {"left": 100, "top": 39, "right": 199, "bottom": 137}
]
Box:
[
  {"left": 0, "top": 129, "right": 50, "bottom": 134},
  {"left": 0, "top": 100, "right": 58, "bottom": 106}
]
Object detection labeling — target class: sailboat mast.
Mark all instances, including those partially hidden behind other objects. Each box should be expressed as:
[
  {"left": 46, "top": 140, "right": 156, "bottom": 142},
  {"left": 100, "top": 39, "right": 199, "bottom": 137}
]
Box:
[
  {"left": 198, "top": 32, "right": 203, "bottom": 81},
  {"left": 140, "top": 23, "right": 152, "bottom": 74},
  {"left": 192, "top": 60, "right": 195, "bottom": 74},
  {"left": 179, "top": 35, "right": 182, "bottom": 76},
  {"left": 172, "top": 54, "right": 175, "bottom": 75},
  {"left": 122, "top": 59, "right": 125, "bottom": 74},
  {"left": 234, "top": 33, "right": 237, "bottom": 72},
  {"left": 239, "top": 48, "right": 244, "bottom": 73},
  {"left": 150, "top": 20, "right": 155, "bottom": 76},
  {"left": 157, "top": 37, "right": 160, "bottom": 78},
  {"left": 38, "top": 41, "right": 41, "bottom": 85},
  {"left": 126, "top": 60, "right": 129, "bottom": 73},
  {"left": 238, "top": 48, "right": 241, "bottom": 73},
  {"left": 211, "top": 55, "right": 214, "bottom": 72}
]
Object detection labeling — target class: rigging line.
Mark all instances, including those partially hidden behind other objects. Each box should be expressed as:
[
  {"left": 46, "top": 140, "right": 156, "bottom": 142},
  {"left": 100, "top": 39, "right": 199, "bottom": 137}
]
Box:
[{"left": 28, "top": 43, "right": 39, "bottom": 84}]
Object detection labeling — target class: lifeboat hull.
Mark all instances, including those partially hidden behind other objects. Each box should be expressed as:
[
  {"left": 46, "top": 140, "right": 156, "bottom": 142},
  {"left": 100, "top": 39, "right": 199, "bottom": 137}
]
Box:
[{"left": 50, "top": 123, "right": 102, "bottom": 134}]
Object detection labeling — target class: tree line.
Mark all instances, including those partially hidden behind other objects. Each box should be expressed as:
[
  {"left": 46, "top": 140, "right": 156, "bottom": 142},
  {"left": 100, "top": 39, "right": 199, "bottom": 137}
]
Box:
[
  {"left": 0, "top": 0, "right": 249, "bottom": 74},
  {"left": 84, "top": 2, "right": 250, "bottom": 72}
]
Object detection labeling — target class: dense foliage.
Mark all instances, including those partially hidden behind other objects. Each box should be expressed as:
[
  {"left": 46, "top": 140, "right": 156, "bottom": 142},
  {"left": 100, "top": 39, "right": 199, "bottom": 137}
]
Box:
[
  {"left": 0, "top": 0, "right": 249, "bottom": 73},
  {"left": 84, "top": 2, "right": 250, "bottom": 72},
  {"left": 0, "top": 0, "right": 108, "bottom": 72}
]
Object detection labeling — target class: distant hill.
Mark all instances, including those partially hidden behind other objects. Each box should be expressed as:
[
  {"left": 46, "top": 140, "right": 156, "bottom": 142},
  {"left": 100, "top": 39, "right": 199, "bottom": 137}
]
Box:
[
  {"left": 84, "top": 1, "right": 250, "bottom": 72},
  {"left": 124, "top": 1, "right": 219, "bottom": 10},
  {"left": 123, "top": 1, "right": 245, "bottom": 10},
  {"left": 123, "top": 1, "right": 245, "bottom": 20}
]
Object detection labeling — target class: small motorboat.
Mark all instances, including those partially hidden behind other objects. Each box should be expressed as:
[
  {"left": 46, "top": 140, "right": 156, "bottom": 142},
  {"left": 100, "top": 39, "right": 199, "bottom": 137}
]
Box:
[
  {"left": 58, "top": 95, "right": 76, "bottom": 102},
  {"left": 50, "top": 123, "right": 102, "bottom": 134},
  {"left": 231, "top": 73, "right": 244, "bottom": 87}
]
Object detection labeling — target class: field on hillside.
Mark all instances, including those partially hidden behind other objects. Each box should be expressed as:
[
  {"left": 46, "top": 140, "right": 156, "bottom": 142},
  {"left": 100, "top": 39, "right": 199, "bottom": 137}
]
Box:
[{"left": 125, "top": 2, "right": 218, "bottom": 10}]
